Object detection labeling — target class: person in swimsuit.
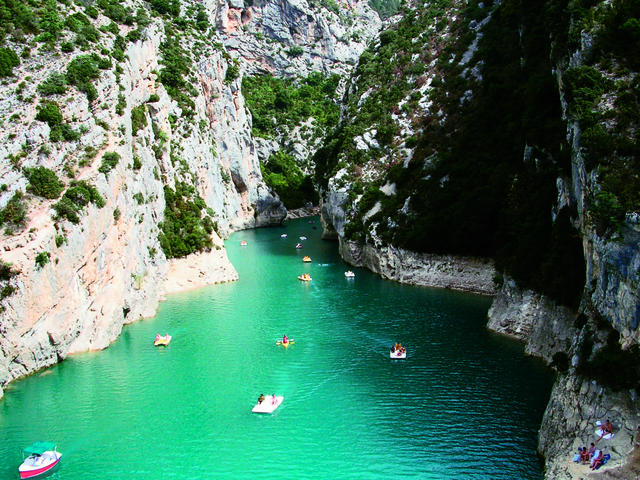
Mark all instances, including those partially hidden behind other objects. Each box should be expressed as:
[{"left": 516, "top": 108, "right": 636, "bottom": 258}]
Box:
[
  {"left": 598, "top": 419, "right": 613, "bottom": 441},
  {"left": 580, "top": 446, "right": 590, "bottom": 464},
  {"left": 258, "top": 394, "right": 265, "bottom": 404}
]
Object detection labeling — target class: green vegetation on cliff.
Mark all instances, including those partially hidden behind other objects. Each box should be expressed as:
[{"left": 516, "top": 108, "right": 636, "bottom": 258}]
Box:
[
  {"left": 242, "top": 72, "right": 339, "bottom": 208},
  {"left": 316, "top": 0, "right": 586, "bottom": 307},
  {"left": 242, "top": 72, "right": 340, "bottom": 139},
  {"left": 53, "top": 180, "right": 105, "bottom": 224},
  {"left": 24, "top": 167, "right": 64, "bottom": 199},
  {"left": 158, "top": 182, "right": 215, "bottom": 259},
  {"left": 261, "top": 152, "right": 317, "bottom": 209},
  {"left": 551, "top": 0, "right": 640, "bottom": 238}
]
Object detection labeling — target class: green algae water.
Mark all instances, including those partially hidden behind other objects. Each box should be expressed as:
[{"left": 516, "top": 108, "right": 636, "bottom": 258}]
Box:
[{"left": 0, "top": 217, "right": 553, "bottom": 479}]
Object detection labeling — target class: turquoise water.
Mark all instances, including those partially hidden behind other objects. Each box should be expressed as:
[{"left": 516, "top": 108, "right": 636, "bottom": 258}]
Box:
[{"left": 0, "top": 217, "right": 553, "bottom": 479}]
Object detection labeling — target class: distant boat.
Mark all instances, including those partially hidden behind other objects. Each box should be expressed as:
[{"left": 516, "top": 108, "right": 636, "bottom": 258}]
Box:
[
  {"left": 298, "top": 273, "right": 312, "bottom": 282},
  {"left": 276, "top": 338, "right": 294, "bottom": 348},
  {"left": 302, "top": 256, "right": 312, "bottom": 263},
  {"left": 295, "top": 243, "right": 303, "bottom": 249},
  {"left": 390, "top": 346, "right": 407, "bottom": 359},
  {"left": 281, "top": 234, "right": 287, "bottom": 238},
  {"left": 240, "top": 241, "right": 247, "bottom": 246},
  {"left": 154, "top": 334, "right": 172, "bottom": 346},
  {"left": 344, "top": 271, "right": 355, "bottom": 278},
  {"left": 299, "top": 236, "right": 307, "bottom": 240},
  {"left": 252, "top": 395, "right": 284, "bottom": 414},
  {"left": 19, "top": 442, "right": 61, "bottom": 479}
]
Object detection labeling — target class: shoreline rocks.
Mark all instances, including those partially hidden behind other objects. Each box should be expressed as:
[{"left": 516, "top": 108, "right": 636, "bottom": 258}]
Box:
[{"left": 339, "top": 238, "right": 497, "bottom": 295}]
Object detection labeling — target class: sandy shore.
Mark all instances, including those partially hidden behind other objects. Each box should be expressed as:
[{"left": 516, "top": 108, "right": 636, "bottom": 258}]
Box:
[{"left": 160, "top": 247, "right": 239, "bottom": 297}]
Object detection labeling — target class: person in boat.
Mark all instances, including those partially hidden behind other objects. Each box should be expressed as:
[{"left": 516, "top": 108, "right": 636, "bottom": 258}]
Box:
[
  {"left": 272, "top": 394, "right": 277, "bottom": 404},
  {"left": 155, "top": 334, "right": 160, "bottom": 341},
  {"left": 258, "top": 394, "right": 265, "bottom": 404},
  {"left": 283, "top": 334, "right": 288, "bottom": 344},
  {"left": 390, "top": 345, "right": 395, "bottom": 353}
]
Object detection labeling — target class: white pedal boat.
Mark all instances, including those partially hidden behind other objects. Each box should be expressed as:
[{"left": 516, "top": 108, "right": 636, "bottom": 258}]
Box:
[
  {"left": 252, "top": 395, "right": 283, "bottom": 413},
  {"left": 390, "top": 349, "right": 406, "bottom": 359},
  {"left": 344, "top": 270, "right": 355, "bottom": 278}
]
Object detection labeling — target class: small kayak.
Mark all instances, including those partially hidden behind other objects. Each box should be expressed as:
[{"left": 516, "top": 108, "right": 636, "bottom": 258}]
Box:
[
  {"left": 302, "top": 256, "right": 312, "bottom": 263},
  {"left": 154, "top": 334, "right": 172, "bottom": 346},
  {"left": 276, "top": 339, "right": 295, "bottom": 347},
  {"left": 252, "top": 395, "right": 284, "bottom": 414}
]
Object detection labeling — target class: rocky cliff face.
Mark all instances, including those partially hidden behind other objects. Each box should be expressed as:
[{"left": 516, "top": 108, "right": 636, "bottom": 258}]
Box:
[
  {"left": 0, "top": 0, "right": 375, "bottom": 399},
  {"left": 317, "top": 1, "right": 639, "bottom": 478},
  {"left": 340, "top": 239, "right": 496, "bottom": 294},
  {"left": 539, "top": 373, "right": 640, "bottom": 479},
  {"left": 487, "top": 277, "right": 577, "bottom": 364},
  {"left": 218, "top": 0, "right": 380, "bottom": 78}
]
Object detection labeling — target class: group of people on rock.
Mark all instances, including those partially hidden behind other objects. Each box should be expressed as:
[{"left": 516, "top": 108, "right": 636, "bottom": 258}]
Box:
[
  {"left": 573, "top": 418, "right": 614, "bottom": 470},
  {"left": 576, "top": 443, "right": 607, "bottom": 470}
]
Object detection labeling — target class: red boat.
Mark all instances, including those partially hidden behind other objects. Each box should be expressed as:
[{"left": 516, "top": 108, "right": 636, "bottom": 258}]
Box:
[{"left": 19, "top": 442, "right": 61, "bottom": 478}]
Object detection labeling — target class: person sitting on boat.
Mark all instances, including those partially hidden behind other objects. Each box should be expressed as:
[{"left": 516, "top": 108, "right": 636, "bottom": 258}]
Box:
[
  {"left": 283, "top": 334, "right": 288, "bottom": 344},
  {"left": 390, "top": 345, "right": 395, "bottom": 353},
  {"left": 272, "top": 394, "right": 277, "bottom": 404},
  {"left": 155, "top": 333, "right": 160, "bottom": 341},
  {"left": 258, "top": 394, "right": 265, "bottom": 404}
]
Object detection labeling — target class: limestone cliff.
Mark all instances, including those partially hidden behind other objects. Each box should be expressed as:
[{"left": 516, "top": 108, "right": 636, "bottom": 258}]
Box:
[
  {"left": 0, "top": 0, "right": 375, "bottom": 398},
  {"left": 316, "top": 1, "right": 639, "bottom": 478}
]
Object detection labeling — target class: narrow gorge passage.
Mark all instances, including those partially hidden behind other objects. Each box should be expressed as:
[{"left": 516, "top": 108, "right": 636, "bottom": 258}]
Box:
[{"left": 0, "top": 218, "right": 553, "bottom": 479}]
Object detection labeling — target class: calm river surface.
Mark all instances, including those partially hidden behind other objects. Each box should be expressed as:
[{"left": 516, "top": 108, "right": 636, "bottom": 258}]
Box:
[{"left": 0, "top": 217, "right": 553, "bottom": 479}]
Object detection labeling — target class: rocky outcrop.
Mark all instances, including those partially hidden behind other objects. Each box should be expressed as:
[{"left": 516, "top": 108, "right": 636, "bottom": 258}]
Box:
[
  {"left": 487, "top": 277, "right": 577, "bottom": 364},
  {"left": 539, "top": 373, "right": 640, "bottom": 479},
  {"left": 0, "top": 0, "right": 291, "bottom": 398},
  {"left": 585, "top": 227, "right": 640, "bottom": 349},
  {"left": 218, "top": 0, "right": 381, "bottom": 78},
  {"left": 339, "top": 239, "right": 496, "bottom": 295}
]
